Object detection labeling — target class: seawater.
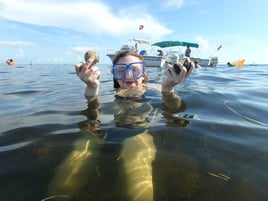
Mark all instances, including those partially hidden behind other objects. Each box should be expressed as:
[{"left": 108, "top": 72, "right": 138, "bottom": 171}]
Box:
[{"left": 0, "top": 63, "right": 268, "bottom": 201}]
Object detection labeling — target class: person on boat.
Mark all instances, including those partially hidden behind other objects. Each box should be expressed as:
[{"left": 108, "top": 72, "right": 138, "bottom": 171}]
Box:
[
  {"left": 135, "top": 42, "right": 138, "bottom": 52},
  {"left": 157, "top": 49, "right": 163, "bottom": 56},
  {"left": 185, "top": 45, "right": 191, "bottom": 57},
  {"left": 48, "top": 50, "right": 195, "bottom": 201}
]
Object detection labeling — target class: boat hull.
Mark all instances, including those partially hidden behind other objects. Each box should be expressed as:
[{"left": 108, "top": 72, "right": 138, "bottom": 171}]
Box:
[
  {"left": 178, "top": 56, "right": 218, "bottom": 67},
  {"left": 192, "top": 57, "right": 218, "bottom": 67}
]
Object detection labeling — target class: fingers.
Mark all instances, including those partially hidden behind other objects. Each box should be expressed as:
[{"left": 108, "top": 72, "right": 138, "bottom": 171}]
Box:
[
  {"left": 184, "top": 61, "right": 195, "bottom": 79},
  {"left": 91, "top": 68, "right": 101, "bottom": 80},
  {"left": 86, "top": 58, "right": 94, "bottom": 68},
  {"left": 75, "top": 62, "right": 83, "bottom": 76},
  {"left": 80, "top": 63, "right": 89, "bottom": 75},
  {"left": 165, "top": 64, "right": 186, "bottom": 84},
  {"left": 75, "top": 62, "right": 95, "bottom": 78},
  {"left": 75, "top": 62, "right": 101, "bottom": 85},
  {"left": 83, "top": 68, "right": 101, "bottom": 85},
  {"left": 76, "top": 63, "right": 94, "bottom": 77},
  {"left": 167, "top": 63, "right": 187, "bottom": 77},
  {"left": 165, "top": 59, "right": 195, "bottom": 84}
]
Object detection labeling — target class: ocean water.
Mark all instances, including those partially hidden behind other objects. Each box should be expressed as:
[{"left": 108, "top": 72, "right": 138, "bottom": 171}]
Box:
[{"left": 0, "top": 63, "right": 268, "bottom": 201}]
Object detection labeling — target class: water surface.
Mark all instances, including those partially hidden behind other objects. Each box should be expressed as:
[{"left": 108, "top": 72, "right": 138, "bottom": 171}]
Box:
[{"left": 0, "top": 63, "right": 268, "bottom": 201}]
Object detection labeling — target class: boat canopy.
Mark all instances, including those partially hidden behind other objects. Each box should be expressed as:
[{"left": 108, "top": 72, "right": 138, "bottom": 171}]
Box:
[
  {"left": 132, "top": 39, "right": 150, "bottom": 44},
  {"left": 152, "top": 41, "right": 199, "bottom": 48}
]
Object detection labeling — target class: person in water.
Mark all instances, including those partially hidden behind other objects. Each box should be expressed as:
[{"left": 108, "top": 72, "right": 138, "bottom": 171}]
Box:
[
  {"left": 48, "top": 50, "right": 195, "bottom": 201},
  {"left": 75, "top": 49, "right": 195, "bottom": 129},
  {"left": 76, "top": 49, "right": 194, "bottom": 97}
]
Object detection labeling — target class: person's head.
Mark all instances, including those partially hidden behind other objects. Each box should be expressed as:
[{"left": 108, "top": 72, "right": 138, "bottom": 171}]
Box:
[
  {"left": 112, "top": 50, "right": 148, "bottom": 89},
  {"left": 84, "top": 50, "right": 99, "bottom": 65}
]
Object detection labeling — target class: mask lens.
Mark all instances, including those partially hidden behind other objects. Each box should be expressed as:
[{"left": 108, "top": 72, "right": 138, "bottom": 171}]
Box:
[
  {"left": 130, "top": 63, "right": 144, "bottom": 79},
  {"left": 112, "top": 62, "right": 144, "bottom": 80},
  {"left": 113, "top": 64, "right": 127, "bottom": 80}
]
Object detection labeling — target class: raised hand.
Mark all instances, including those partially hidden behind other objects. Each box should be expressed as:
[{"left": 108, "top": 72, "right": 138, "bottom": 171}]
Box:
[
  {"left": 75, "top": 62, "right": 100, "bottom": 88},
  {"left": 162, "top": 58, "right": 195, "bottom": 93},
  {"left": 75, "top": 61, "right": 100, "bottom": 97}
]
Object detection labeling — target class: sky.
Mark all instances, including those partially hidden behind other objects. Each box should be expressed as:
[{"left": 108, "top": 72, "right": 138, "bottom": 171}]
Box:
[{"left": 0, "top": 0, "right": 267, "bottom": 65}]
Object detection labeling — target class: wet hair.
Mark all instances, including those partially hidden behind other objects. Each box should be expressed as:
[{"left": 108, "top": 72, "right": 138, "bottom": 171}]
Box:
[
  {"left": 112, "top": 50, "right": 144, "bottom": 65},
  {"left": 84, "top": 50, "right": 99, "bottom": 65},
  {"left": 112, "top": 50, "right": 148, "bottom": 88}
]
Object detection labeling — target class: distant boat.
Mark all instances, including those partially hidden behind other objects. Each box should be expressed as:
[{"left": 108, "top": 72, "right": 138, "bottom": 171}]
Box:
[
  {"left": 6, "top": 59, "right": 15, "bottom": 66},
  {"left": 227, "top": 59, "right": 245, "bottom": 68}
]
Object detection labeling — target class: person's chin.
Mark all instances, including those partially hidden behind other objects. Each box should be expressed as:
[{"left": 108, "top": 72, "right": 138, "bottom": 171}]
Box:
[{"left": 123, "top": 82, "right": 137, "bottom": 88}]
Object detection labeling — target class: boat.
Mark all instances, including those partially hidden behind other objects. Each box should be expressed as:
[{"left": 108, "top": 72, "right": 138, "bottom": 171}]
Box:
[
  {"left": 5, "top": 59, "right": 15, "bottom": 66},
  {"left": 152, "top": 41, "right": 219, "bottom": 67},
  {"left": 106, "top": 39, "right": 165, "bottom": 67},
  {"left": 106, "top": 39, "right": 219, "bottom": 68}
]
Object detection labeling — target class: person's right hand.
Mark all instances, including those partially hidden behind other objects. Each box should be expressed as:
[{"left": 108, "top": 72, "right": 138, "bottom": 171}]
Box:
[{"left": 75, "top": 63, "right": 100, "bottom": 88}]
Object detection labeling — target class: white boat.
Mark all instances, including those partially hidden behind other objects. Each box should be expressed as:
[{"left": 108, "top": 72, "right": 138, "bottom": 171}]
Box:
[
  {"left": 106, "top": 39, "right": 219, "bottom": 67},
  {"left": 106, "top": 39, "right": 166, "bottom": 67},
  {"left": 152, "top": 41, "right": 219, "bottom": 67}
]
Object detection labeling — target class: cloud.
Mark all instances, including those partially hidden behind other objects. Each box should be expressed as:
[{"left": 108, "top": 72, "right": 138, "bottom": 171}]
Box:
[
  {"left": 0, "top": 40, "right": 36, "bottom": 47},
  {"left": 0, "top": 0, "right": 172, "bottom": 40},
  {"left": 165, "top": 0, "right": 185, "bottom": 8},
  {"left": 16, "top": 48, "right": 25, "bottom": 58},
  {"left": 67, "top": 46, "right": 95, "bottom": 55},
  {"left": 195, "top": 36, "right": 209, "bottom": 50}
]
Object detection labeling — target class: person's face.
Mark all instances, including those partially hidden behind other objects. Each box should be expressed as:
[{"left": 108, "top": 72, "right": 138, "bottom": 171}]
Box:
[{"left": 115, "top": 55, "right": 145, "bottom": 89}]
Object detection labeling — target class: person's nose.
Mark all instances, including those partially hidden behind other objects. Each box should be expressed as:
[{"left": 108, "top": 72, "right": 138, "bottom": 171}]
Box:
[{"left": 125, "top": 69, "right": 134, "bottom": 79}]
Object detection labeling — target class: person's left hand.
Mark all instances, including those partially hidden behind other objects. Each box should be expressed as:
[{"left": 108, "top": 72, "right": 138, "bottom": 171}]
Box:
[{"left": 162, "top": 58, "right": 195, "bottom": 93}]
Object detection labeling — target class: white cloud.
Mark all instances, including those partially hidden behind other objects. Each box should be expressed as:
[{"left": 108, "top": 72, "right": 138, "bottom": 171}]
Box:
[
  {"left": 196, "top": 36, "right": 209, "bottom": 50},
  {"left": 16, "top": 48, "right": 25, "bottom": 58},
  {"left": 67, "top": 46, "right": 92, "bottom": 54},
  {"left": 0, "top": 41, "right": 36, "bottom": 47},
  {"left": 0, "top": 0, "right": 172, "bottom": 40},
  {"left": 165, "top": 0, "right": 184, "bottom": 8}
]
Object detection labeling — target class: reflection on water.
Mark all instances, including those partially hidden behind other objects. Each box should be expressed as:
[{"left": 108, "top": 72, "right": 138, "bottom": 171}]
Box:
[{"left": 0, "top": 64, "right": 268, "bottom": 201}]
